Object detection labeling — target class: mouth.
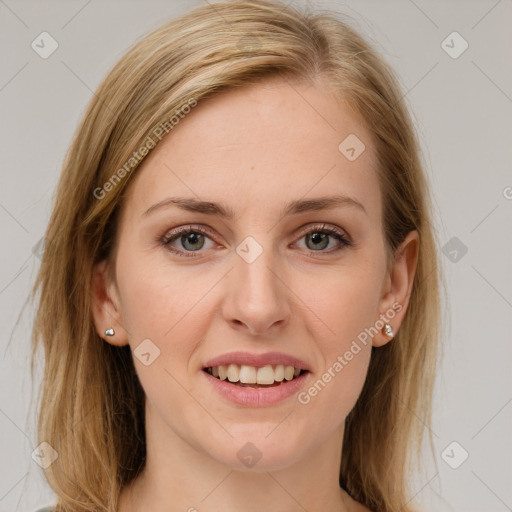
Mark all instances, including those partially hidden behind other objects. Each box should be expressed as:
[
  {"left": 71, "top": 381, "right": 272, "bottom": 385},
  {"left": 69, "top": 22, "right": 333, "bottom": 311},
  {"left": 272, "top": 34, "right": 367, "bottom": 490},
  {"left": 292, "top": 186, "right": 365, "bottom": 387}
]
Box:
[{"left": 203, "top": 364, "right": 308, "bottom": 388}]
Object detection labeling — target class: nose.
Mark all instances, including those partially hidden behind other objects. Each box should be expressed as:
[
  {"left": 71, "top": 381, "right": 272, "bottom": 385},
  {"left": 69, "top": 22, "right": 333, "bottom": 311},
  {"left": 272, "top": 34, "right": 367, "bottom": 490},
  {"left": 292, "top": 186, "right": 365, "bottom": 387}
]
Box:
[{"left": 222, "top": 244, "right": 291, "bottom": 337}]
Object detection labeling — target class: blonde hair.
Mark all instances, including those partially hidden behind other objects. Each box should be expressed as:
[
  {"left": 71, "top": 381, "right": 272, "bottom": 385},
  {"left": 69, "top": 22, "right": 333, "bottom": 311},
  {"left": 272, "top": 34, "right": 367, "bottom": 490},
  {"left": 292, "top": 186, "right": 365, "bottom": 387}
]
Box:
[{"left": 30, "top": 1, "right": 444, "bottom": 511}]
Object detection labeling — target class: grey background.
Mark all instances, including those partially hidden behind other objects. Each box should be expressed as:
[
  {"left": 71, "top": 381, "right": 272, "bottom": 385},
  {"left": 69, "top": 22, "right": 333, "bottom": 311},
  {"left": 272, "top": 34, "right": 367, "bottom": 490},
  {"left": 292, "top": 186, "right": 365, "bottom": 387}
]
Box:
[{"left": 1, "top": 1, "right": 511, "bottom": 511}]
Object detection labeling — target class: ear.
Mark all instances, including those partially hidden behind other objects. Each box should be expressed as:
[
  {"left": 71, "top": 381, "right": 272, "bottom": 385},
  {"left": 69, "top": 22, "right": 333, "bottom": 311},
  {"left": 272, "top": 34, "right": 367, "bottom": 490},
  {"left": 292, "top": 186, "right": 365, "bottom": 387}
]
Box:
[
  {"left": 372, "top": 230, "right": 419, "bottom": 347},
  {"left": 91, "top": 259, "right": 129, "bottom": 346}
]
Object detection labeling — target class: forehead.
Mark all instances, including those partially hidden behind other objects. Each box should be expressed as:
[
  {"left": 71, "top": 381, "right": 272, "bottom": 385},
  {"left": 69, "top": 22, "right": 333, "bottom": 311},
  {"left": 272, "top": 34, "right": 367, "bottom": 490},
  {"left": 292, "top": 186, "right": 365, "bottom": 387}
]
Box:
[{"left": 121, "top": 77, "right": 381, "bottom": 224}]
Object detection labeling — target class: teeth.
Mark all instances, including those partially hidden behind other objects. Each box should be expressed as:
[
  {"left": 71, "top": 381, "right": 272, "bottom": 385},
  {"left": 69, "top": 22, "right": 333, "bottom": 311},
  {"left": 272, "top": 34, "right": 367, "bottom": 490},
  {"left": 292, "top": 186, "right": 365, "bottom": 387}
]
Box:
[
  {"left": 239, "top": 365, "right": 257, "bottom": 384},
  {"left": 207, "top": 363, "right": 303, "bottom": 385},
  {"left": 256, "top": 365, "right": 274, "bottom": 385},
  {"left": 227, "top": 364, "right": 239, "bottom": 383},
  {"left": 274, "top": 364, "right": 284, "bottom": 382}
]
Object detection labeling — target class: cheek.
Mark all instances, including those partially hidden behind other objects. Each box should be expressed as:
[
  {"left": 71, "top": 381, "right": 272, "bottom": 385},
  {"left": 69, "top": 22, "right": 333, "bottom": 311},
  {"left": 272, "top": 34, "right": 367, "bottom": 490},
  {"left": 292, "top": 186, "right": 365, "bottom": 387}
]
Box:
[
  {"left": 117, "top": 247, "right": 188, "bottom": 333},
  {"left": 115, "top": 256, "right": 210, "bottom": 427},
  {"left": 295, "top": 257, "right": 383, "bottom": 350},
  {"left": 116, "top": 253, "right": 215, "bottom": 371},
  {"left": 291, "top": 256, "right": 382, "bottom": 414}
]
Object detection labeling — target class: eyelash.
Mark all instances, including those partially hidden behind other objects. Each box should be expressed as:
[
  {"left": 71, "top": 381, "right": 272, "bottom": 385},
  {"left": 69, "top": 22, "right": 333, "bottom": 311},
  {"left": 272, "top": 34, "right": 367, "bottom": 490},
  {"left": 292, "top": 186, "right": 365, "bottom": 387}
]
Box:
[{"left": 160, "top": 223, "right": 352, "bottom": 258}]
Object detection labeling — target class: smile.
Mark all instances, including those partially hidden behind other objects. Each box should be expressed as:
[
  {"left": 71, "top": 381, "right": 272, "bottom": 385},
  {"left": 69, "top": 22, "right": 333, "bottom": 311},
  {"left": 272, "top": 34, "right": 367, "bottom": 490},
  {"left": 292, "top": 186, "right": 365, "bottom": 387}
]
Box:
[
  {"left": 204, "top": 364, "right": 305, "bottom": 387},
  {"left": 201, "top": 351, "right": 311, "bottom": 406}
]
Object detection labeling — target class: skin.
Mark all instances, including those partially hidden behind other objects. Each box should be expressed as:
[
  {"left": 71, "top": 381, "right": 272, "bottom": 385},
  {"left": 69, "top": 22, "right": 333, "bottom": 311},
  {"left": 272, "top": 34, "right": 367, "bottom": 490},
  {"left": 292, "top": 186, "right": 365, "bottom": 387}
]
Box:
[{"left": 92, "top": 75, "right": 418, "bottom": 512}]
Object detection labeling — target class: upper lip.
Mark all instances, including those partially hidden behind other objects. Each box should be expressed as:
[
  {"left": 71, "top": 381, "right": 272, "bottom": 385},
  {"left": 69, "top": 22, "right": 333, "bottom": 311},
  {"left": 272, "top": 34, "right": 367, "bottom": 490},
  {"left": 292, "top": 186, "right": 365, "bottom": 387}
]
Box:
[{"left": 203, "top": 351, "right": 311, "bottom": 371}]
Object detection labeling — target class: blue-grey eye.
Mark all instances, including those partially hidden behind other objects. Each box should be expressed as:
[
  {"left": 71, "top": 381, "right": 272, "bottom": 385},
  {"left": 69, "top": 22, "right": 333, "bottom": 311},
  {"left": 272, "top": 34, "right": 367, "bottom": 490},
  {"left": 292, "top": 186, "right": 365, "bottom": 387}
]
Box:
[
  {"left": 305, "top": 232, "right": 330, "bottom": 251},
  {"left": 180, "top": 232, "right": 206, "bottom": 251}
]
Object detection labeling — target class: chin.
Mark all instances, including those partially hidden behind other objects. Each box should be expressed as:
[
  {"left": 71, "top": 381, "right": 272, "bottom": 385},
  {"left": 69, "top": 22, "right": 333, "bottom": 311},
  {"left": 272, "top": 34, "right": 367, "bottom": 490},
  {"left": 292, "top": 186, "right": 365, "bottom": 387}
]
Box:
[{"left": 201, "top": 425, "right": 311, "bottom": 472}]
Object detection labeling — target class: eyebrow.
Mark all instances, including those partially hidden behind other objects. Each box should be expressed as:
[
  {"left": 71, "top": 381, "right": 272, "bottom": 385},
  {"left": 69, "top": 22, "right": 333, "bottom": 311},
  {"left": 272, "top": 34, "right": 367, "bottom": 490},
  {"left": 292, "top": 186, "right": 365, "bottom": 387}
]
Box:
[{"left": 142, "top": 193, "right": 367, "bottom": 219}]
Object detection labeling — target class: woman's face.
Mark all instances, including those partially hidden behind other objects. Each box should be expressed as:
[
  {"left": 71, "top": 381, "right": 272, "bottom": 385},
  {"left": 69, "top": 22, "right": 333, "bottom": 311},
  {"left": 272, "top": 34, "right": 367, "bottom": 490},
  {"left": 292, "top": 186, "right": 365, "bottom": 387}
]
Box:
[{"left": 94, "top": 76, "right": 415, "bottom": 471}]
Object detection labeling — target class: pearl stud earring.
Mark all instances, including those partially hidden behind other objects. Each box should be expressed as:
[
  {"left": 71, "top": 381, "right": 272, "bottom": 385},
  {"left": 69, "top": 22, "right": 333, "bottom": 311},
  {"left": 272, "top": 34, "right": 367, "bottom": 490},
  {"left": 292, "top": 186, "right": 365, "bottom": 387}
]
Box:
[
  {"left": 382, "top": 323, "right": 394, "bottom": 339},
  {"left": 105, "top": 328, "right": 115, "bottom": 337}
]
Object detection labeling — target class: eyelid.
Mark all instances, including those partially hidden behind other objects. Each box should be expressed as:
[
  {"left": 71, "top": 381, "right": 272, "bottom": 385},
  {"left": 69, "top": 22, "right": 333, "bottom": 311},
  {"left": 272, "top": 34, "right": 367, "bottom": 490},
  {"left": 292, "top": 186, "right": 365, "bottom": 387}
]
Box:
[
  {"left": 160, "top": 222, "right": 352, "bottom": 256},
  {"left": 161, "top": 224, "right": 215, "bottom": 242},
  {"left": 162, "top": 222, "right": 350, "bottom": 242},
  {"left": 295, "top": 222, "right": 351, "bottom": 243}
]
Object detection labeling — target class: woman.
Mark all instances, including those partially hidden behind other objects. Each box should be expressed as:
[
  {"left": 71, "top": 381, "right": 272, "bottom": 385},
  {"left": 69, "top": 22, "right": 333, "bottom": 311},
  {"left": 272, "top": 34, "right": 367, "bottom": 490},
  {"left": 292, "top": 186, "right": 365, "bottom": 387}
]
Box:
[{"left": 31, "top": 0, "right": 443, "bottom": 511}]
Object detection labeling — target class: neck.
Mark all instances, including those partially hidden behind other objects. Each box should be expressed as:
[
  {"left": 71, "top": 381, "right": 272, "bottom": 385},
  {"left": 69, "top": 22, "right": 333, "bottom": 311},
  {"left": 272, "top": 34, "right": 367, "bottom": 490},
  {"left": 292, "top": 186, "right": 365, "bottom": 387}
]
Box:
[{"left": 120, "top": 402, "right": 358, "bottom": 512}]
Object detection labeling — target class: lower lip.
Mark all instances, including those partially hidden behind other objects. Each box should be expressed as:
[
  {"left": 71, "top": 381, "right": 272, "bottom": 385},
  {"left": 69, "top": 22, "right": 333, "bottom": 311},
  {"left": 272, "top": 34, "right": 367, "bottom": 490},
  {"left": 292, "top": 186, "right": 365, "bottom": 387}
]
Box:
[{"left": 201, "top": 370, "right": 309, "bottom": 407}]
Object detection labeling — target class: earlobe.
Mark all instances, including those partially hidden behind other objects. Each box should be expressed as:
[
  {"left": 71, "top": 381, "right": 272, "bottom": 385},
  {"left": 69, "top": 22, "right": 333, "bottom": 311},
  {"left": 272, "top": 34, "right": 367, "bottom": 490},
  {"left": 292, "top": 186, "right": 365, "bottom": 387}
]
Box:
[
  {"left": 372, "top": 321, "right": 396, "bottom": 348},
  {"left": 372, "top": 230, "right": 419, "bottom": 348},
  {"left": 91, "top": 260, "right": 129, "bottom": 347}
]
